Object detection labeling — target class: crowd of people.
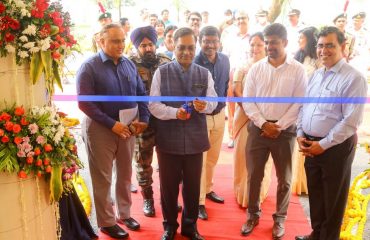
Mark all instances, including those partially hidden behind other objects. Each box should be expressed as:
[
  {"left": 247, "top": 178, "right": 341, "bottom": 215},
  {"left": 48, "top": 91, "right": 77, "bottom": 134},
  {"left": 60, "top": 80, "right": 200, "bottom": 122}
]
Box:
[{"left": 76, "top": 6, "right": 369, "bottom": 240}]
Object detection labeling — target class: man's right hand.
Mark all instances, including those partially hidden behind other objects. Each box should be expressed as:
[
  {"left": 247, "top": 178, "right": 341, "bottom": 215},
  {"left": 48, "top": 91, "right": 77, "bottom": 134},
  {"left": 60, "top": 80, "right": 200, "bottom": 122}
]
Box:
[
  {"left": 112, "top": 121, "right": 131, "bottom": 139},
  {"left": 176, "top": 107, "right": 188, "bottom": 120},
  {"left": 261, "top": 122, "right": 281, "bottom": 138}
]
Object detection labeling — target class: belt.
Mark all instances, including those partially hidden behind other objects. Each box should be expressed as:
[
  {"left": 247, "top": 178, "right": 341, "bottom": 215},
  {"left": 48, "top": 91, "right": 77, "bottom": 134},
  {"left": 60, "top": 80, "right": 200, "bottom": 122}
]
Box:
[{"left": 304, "top": 133, "right": 324, "bottom": 141}]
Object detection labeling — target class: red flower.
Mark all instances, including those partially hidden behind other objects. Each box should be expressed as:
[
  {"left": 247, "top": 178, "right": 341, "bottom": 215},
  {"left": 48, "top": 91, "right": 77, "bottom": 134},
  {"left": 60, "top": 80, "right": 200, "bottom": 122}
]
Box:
[
  {"left": 43, "top": 158, "right": 50, "bottom": 166},
  {"left": 12, "top": 124, "right": 21, "bottom": 134},
  {"left": 14, "top": 136, "right": 23, "bottom": 145},
  {"left": 0, "top": 3, "right": 6, "bottom": 14},
  {"left": 1, "top": 135, "right": 9, "bottom": 143},
  {"left": 9, "top": 19, "right": 20, "bottom": 30},
  {"left": 52, "top": 51, "right": 61, "bottom": 59},
  {"left": 34, "top": 147, "right": 41, "bottom": 156},
  {"left": 4, "top": 121, "right": 14, "bottom": 131},
  {"left": 26, "top": 156, "right": 34, "bottom": 164},
  {"left": 0, "top": 112, "right": 12, "bottom": 121},
  {"left": 14, "top": 106, "right": 25, "bottom": 116},
  {"left": 39, "top": 24, "right": 51, "bottom": 38},
  {"left": 44, "top": 144, "right": 53, "bottom": 152},
  {"left": 35, "top": 159, "right": 43, "bottom": 167},
  {"left": 18, "top": 170, "right": 28, "bottom": 179},
  {"left": 0, "top": 129, "right": 4, "bottom": 137},
  {"left": 45, "top": 165, "right": 52, "bottom": 173},
  {"left": 5, "top": 32, "right": 15, "bottom": 42},
  {"left": 36, "top": 171, "right": 42, "bottom": 177},
  {"left": 20, "top": 117, "right": 29, "bottom": 126}
]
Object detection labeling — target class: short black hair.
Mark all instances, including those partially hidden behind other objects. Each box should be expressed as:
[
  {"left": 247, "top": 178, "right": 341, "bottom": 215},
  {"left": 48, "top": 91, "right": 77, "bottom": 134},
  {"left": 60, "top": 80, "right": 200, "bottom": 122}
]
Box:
[
  {"left": 149, "top": 13, "right": 158, "bottom": 19},
  {"left": 318, "top": 26, "right": 345, "bottom": 45},
  {"left": 263, "top": 23, "right": 287, "bottom": 40},
  {"left": 187, "top": 11, "right": 202, "bottom": 22},
  {"left": 155, "top": 20, "right": 165, "bottom": 27},
  {"left": 199, "top": 26, "right": 220, "bottom": 42},
  {"left": 174, "top": 27, "right": 196, "bottom": 44},
  {"left": 119, "top": 17, "right": 129, "bottom": 26},
  {"left": 164, "top": 25, "right": 178, "bottom": 37},
  {"left": 161, "top": 9, "right": 169, "bottom": 15}
]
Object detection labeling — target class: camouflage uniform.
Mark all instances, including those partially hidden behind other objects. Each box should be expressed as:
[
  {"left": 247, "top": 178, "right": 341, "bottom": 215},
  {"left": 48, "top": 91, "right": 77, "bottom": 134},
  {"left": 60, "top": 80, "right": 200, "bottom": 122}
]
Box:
[{"left": 129, "top": 53, "right": 171, "bottom": 201}]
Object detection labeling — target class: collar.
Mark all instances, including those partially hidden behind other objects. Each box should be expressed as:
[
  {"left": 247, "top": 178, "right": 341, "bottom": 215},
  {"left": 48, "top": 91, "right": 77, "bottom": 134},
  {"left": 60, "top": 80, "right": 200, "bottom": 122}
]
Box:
[
  {"left": 262, "top": 54, "right": 294, "bottom": 66},
  {"left": 198, "top": 51, "right": 219, "bottom": 65},
  {"left": 174, "top": 59, "right": 194, "bottom": 73},
  {"left": 99, "top": 51, "right": 125, "bottom": 64},
  {"left": 322, "top": 58, "right": 346, "bottom": 74}
]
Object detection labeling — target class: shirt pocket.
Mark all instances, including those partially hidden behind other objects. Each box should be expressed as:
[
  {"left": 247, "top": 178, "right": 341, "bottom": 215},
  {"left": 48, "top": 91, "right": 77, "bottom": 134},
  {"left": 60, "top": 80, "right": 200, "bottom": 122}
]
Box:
[
  {"left": 317, "top": 89, "right": 340, "bottom": 118},
  {"left": 191, "top": 83, "right": 207, "bottom": 97}
]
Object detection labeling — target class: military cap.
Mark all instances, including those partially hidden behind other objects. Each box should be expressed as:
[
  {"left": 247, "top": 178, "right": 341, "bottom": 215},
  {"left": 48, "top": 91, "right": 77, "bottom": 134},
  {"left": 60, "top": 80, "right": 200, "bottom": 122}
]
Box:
[
  {"left": 352, "top": 12, "right": 366, "bottom": 19},
  {"left": 288, "top": 9, "right": 301, "bottom": 16},
  {"left": 333, "top": 13, "right": 347, "bottom": 23},
  {"left": 98, "top": 12, "right": 112, "bottom": 21},
  {"left": 255, "top": 10, "right": 268, "bottom": 17}
]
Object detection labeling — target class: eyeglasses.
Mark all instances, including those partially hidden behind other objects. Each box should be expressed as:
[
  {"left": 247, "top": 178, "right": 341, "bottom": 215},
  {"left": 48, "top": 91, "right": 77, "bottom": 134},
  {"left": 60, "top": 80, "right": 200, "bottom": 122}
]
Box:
[
  {"left": 176, "top": 45, "right": 196, "bottom": 52},
  {"left": 202, "top": 40, "right": 219, "bottom": 45},
  {"left": 237, "top": 16, "right": 247, "bottom": 20},
  {"left": 316, "top": 43, "right": 336, "bottom": 49},
  {"left": 189, "top": 17, "right": 201, "bottom": 22}
]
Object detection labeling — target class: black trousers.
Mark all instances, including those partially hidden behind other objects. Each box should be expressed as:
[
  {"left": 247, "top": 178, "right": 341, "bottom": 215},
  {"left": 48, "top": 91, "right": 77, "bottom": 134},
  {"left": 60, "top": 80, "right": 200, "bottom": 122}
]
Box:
[
  {"left": 305, "top": 134, "right": 357, "bottom": 240},
  {"left": 156, "top": 149, "right": 203, "bottom": 233}
]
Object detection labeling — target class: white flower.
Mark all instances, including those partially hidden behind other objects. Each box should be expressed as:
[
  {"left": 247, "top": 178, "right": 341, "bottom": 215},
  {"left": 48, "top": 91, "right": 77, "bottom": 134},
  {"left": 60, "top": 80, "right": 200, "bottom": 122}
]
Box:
[
  {"left": 5, "top": 45, "right": 16, "bottom": 53},
  {"left": 18, "top": 51, "right": 29, "bottom": 58},
  {"left": 14, "top": 0, "right": 26, "bottom": 8},
  {"left": 21, "top": 9, "right": 29, "bottom": 17},
  {"left": 29, "top": 47, "right": 40, "bottom": 53},
  {"left": 39, "top": 37, "right": 51, "bottom": 51},
  {"left": 19, "top": 35, "right": 28, "bottom": 42},
  {"left": 23, "top": 42, "right": 35, "bottom": 49},
  {"left": 22, "top": 24, "right": 37, "bottom": 36},
  {"left": 53, "top": 125, "right": 65, "bottom": 144}
]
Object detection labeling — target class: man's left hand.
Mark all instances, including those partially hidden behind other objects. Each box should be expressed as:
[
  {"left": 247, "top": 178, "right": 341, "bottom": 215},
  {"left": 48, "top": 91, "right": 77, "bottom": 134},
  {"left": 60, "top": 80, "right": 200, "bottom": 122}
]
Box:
[
  {"left": 130, "top": 121, "right": 148, "bottom": 135},
  {"left": 300, "top": 140, "right": 325, "bottom": 157},
  {"left": 193, "top": 99, "right": 207, "bottom": 112}
]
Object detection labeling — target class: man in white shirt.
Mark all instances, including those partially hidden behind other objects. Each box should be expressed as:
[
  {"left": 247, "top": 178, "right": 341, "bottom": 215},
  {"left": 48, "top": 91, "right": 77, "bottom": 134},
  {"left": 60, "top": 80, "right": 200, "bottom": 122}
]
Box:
[{"left": 241, "top": 23, "right": 307, "bottom": 240}]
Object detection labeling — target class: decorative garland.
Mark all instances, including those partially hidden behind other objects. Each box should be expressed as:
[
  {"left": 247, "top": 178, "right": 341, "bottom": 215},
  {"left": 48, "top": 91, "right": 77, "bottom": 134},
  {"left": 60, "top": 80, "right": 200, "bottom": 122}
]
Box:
[
  {"left": 340, "top": 170, "right": 370, "bottom": 239},
  {"left": 72, "top": 174, "right": 92, "bottom": 216}
]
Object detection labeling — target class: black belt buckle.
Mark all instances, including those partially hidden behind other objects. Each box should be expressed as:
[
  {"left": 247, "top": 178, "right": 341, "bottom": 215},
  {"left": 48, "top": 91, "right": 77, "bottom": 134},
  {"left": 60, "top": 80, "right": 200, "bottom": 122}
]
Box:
[{"left": 304, "top": 133, "right": 323, "bottom": 141}]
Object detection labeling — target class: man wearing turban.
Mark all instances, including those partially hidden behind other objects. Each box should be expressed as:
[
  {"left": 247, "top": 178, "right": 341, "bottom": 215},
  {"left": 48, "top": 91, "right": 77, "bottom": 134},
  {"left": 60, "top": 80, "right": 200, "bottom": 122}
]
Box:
[{"left": 129, "top": 26, "right": 172, "bottom": 217}]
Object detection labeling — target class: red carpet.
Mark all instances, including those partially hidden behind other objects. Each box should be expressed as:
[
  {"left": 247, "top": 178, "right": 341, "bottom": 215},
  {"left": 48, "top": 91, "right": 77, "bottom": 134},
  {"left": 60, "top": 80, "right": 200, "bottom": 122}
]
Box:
[{"left": 97, "top": 164, "right": 311, "bottom": 240}]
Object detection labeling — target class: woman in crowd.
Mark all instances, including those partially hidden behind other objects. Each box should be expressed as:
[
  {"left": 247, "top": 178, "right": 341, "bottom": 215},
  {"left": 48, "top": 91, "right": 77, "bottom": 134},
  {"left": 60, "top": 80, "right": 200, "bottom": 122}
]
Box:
[
  {"left": 292, "top": 26, "right": 320, "bottom": 195},
  {"left": 232, "top": 32, "right": 273, "bottom": 207},
  {"left": 154, "top": 20, "right": 166, "bottom": 48}
]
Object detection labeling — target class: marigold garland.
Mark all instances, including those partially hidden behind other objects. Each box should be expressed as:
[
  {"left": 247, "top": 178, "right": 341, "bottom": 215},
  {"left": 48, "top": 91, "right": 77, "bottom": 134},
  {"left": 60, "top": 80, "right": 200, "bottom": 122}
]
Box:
[{"left": 340, "top": 170, "right": 370, "bottom": 240}]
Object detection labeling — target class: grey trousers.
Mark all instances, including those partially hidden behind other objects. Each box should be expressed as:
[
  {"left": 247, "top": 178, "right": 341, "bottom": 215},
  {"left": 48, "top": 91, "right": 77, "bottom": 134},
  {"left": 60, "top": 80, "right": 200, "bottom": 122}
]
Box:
[
  {"left": 246, "top": 121, "right": 296, "bottom": 223},
  {"left": 82, "top": 117, "right": 135, "bottom": 227}
]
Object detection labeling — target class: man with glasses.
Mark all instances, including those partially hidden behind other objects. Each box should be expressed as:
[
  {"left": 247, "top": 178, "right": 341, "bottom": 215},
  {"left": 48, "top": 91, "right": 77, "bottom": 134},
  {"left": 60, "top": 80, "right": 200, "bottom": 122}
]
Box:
[
  {"left": 187, "top": 11, "right": 202, "bottom": 54},
  {"left": 77, "top": 23, "right": 149, "bottom": 239},
  {"left": 194, "top": 26, "right": 230, "bottom": 220},
  {"left": 241, "top": 23, "right": 306, "bottom": 239},
  {"left": 149, "top": 27, "right": 217, "bottom": 240},
  {"left": 295, "top": 26, "right": 367, "bottom": 240}
]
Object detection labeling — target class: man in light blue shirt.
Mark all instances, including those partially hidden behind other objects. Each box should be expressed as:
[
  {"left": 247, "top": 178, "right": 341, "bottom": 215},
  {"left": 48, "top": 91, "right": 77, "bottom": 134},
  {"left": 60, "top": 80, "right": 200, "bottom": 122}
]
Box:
[{"left": 295, "top": 26, "right": 367, "bottom": 240}]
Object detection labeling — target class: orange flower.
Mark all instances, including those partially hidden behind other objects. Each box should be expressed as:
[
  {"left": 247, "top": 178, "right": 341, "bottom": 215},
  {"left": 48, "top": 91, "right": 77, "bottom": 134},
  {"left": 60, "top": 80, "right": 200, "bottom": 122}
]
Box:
[
  {"left": 14, "top": 136, "right": 23, "bottom": 145},
  {"left": 43, "top": 158, "right": 50, "bottom": 166},
  {"left": 18, "top": 170, "right": 27, "bottom": 179},
  {"left": 35, "top": 159, "right": 43, "bottom": 167},
  {"left": 0, "top": 129, "right": 4, "bottom": 136},
  {"left": 44, "top": 144, "right": 53, "bottom": 152},
  {"left": 1, "top": 135, "right": 9, "bottom": 143},
  {"left": 45, "top": 165, "right": 52, "bottom": 173},
  {"left": 26, "top": 156, "right": 33, "bottom": 164},
  {"left": 12, "top": 124, "right": 21, "bottom": 133},
  {"left": 4, "top": 121, "right": 13, "bottom": 131},
  {"left": 20, "top": 117, "right": 29, "bottom": 126},
  {"left": 34, "top": 147, "right": 41, "bottom": 156},
  {"left": 14, "top": 106, "right": 25, "bottom": 116}
]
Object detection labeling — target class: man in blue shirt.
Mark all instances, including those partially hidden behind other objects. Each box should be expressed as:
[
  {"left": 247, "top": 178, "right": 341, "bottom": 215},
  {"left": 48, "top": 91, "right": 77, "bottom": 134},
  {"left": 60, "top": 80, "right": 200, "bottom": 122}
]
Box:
[
  {"left": 295, "top": 26, "right": 367, "bottom": 240},
  {"left": 77, "top": 23, "right": 150, "bottom": 239},
  {"left": 194, "top": 26, "right": 230, "bottom": 220}
]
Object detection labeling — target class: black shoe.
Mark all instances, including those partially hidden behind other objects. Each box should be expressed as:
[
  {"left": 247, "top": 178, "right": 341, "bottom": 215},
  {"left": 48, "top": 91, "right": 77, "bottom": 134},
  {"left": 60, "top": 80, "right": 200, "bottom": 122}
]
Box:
[
  {"left": 272, "top": 222, "right": 285, "bottom": 239},
  {"left": 241, "top": 218, "right": 259, "bottom": 236},
  {"left": 198, "top": 205, "right": 208, "bottom": 220},
  {"left": 177, "top": 203, "right": 183, "bottom": 212},
  {"left": 295, "top": 235, "right": 313, "bottom": 240},
  {"left": 143, "top": 199, "right": 155, "bottom": 217},
  {"left": 130, "top": 184, "right": 137, "bottom": 193},
  {"left": 118, "top": 217, "right": 140, "bottom": 231},
  {"left": 161, "top": 229, "right": 177, "bottom": 240},
  {"left": 100, "top": 224, "right": 129, "bottom": 239},
  {"left": 181, "top": 231, "right": 205, "bottom": 240},
  {"left": 206, "top": 191, "right": 224, "bottom": 203}
]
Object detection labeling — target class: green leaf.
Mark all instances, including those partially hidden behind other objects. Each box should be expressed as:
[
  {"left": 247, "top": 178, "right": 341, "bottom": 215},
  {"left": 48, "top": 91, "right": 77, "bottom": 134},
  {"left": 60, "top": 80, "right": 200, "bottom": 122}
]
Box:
[
  {"left": 50, "top": 25, "right": 60, "bottom": 36},
  {"left": 53, "top": 60, "right": 63, "bottom": 91},
  {"left": 30, "top": 52, "right": 43, "bottom": 84},
  {"left": 41, "top": 50, "right": 53, "bottom": 80}
]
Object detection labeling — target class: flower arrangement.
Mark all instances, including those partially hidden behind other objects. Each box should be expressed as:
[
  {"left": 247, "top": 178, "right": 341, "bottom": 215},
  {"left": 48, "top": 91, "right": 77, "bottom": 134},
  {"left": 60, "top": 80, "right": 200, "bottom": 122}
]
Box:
[
  {"left": 0, "top": 0, "right": 77, "bottom": 97},
  {"left": 0, "top": 105, "right": 82, "bottom": 201}
]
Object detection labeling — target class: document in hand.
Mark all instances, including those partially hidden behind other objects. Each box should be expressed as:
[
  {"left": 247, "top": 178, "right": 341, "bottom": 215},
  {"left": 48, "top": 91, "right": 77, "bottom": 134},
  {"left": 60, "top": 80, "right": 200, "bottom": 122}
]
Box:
[{"left": 119, "top": 106, "right": 138, "bottom": 125}]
